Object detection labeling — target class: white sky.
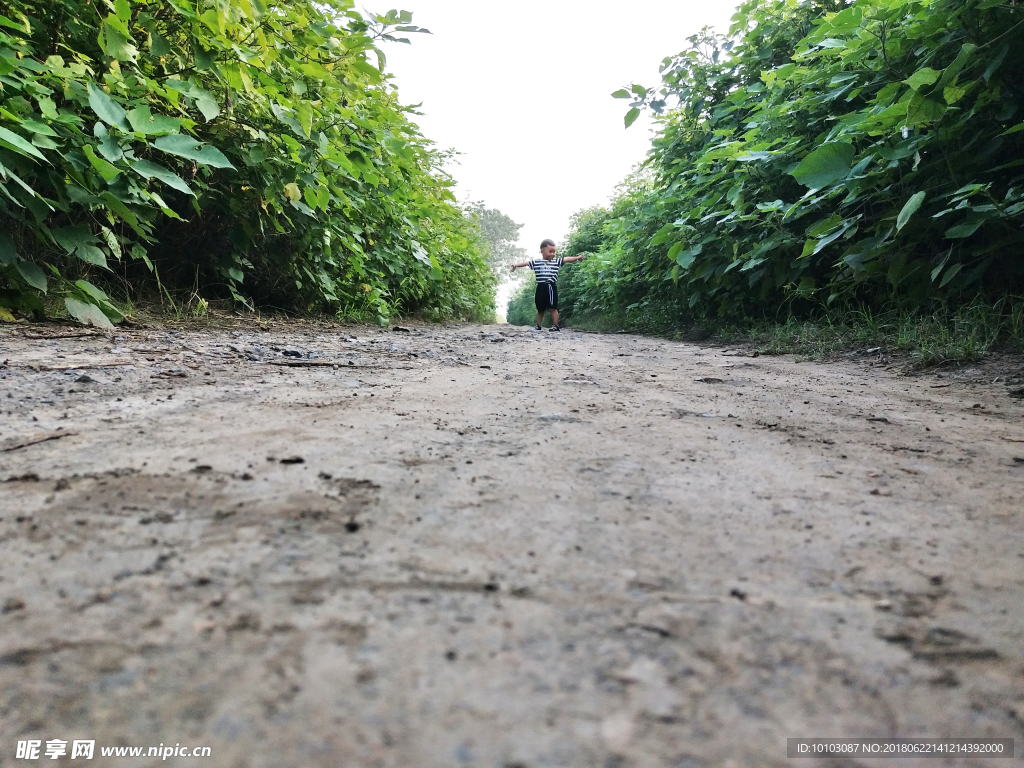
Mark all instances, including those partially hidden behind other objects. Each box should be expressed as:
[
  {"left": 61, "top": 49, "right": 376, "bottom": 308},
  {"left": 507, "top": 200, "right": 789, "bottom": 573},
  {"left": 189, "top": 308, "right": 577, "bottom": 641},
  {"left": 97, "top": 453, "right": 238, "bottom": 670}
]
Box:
[{"left": 381, "top": 0, "right": 738, "bottom": 312}]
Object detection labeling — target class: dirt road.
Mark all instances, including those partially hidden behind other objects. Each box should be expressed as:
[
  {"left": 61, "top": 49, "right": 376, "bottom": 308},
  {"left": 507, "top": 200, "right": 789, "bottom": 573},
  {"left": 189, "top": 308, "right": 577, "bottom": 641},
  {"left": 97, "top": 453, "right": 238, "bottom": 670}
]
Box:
[{"left": 1, "top": 321, "right": 1022, "bottom": 767}]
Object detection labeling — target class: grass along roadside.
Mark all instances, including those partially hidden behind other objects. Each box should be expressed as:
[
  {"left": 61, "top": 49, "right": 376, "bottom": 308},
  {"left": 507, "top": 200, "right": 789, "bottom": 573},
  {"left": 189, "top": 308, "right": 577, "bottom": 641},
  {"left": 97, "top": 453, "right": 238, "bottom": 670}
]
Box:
[{"left": 563, "top": 298, "right": 1024, "bottom": 367}]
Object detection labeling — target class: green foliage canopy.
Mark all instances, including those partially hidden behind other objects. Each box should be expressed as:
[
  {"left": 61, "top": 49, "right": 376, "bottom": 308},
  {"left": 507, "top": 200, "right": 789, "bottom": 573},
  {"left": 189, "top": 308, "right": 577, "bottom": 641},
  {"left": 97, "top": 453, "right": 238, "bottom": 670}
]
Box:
[
  {"left": 0, "top": 0, "right": 495, "bottom": 325},
  {"left": 569, "top": 0, "right": 1024, "bottom": 328},
  {"left": 465, "top": 201, "right": 526, "bottom": 276}
]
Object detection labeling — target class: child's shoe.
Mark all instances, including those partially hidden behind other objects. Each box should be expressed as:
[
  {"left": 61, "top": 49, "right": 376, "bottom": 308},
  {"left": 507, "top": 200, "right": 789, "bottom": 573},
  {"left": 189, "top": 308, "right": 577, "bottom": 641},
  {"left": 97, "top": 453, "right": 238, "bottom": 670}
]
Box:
[
  {"left": 533, "top": 324, "right": 542, "bottom": 331},
  {"left": 550, "top": 324, "right": 560, "bottom": 332}
]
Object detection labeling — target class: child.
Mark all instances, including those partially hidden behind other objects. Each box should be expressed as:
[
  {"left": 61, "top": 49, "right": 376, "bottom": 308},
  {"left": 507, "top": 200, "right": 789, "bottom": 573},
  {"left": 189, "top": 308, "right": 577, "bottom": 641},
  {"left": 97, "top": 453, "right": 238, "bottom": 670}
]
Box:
[{"left": 511, "top": 239, "right": 587, "bottom": 331}]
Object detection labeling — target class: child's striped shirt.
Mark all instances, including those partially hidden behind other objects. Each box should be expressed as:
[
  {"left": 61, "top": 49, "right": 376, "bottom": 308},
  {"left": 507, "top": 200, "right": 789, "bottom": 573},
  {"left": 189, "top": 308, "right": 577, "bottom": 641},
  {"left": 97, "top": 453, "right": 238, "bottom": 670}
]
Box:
[{"left": 528, "top": 257, "right": 564, "bottom": 284}]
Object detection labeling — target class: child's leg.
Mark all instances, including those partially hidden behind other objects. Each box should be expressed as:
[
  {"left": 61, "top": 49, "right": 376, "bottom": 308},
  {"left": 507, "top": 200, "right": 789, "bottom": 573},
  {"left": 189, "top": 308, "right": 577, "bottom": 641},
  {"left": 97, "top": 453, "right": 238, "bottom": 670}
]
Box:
[
  {"left": 551, "top": 309, "right": 560, "bottom": 326},
  {"left": 535, "top": 311, "right": 543, "bottom": 327}
]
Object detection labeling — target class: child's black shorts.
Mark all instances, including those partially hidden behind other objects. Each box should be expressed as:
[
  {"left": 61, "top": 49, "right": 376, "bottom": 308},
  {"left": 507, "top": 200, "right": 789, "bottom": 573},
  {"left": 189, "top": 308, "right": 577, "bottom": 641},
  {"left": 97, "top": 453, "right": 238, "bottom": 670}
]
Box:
[{"left": 535, "top": 282, "right": 558, "bottom": 312}]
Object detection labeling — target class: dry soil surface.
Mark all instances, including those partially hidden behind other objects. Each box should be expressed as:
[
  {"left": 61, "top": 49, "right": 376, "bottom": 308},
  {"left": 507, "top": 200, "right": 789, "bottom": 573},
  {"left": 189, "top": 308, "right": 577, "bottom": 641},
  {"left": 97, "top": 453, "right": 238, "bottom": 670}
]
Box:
[{"left": 1, "top": 321, "right": 1023, "bottom": 768}]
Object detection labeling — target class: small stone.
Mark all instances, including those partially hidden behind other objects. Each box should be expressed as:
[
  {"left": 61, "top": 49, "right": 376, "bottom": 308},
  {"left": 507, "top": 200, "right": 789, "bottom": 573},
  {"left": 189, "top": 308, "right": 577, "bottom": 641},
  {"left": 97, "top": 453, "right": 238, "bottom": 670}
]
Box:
[
  {"left": 601, "top": 712, "right": 634, "bottom": 754},
  {"left": 2, "top": 597, "right": 25, "bottom": 613}
]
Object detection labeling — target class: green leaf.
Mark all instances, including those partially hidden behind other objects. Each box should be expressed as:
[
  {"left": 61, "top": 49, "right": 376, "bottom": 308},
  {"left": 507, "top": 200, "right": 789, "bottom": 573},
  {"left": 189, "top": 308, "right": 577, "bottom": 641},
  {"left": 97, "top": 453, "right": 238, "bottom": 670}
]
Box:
[
  {"left": 20, "top": 119, "right": 57, "bottom": 137},
  {"left": 65, "top": 297, "right": 113, "bottom": 328},
  {"left": 16, "top": 259, "right": 47, "bottom": 292},
  {"left": 99, "top": 192, "right": 142, "bottom": 233},
  {"left": 675, "top": 245, "right": 701, "bottom": 269},
  {"left": 272, "top": 102, "right": 305, "bottom": 137},
  {"left": 811, "top": 226, "right": 848, "bottom": 256},
  {"left": 37, "top": 97, "right": 59, "bottom": 120},
  {"left": 97, "top": 134, "right": 123, "bottom": 162},
  {"left": 152, "top": 135, "right": 235, "bottom": 168},
  {"left": 303, "top": 185, "right": 318, "bottom": 209},
  {"left": 148, "top": 191, "right": 181, "bottom": 219},
  {"left": 75, "top": 280, "right": 123, "bottom": 320},
  {"left": 943, "top": 85, "right": 967, "bottom": 105},
  {"left": 82, "top": 144, "right": 121, "bottom": 182},
  {"left": 289, "top": 199, "right": 316, "bottom": 216},
  {"left": 52, "top": 225, "right": 98, "bottom": 253},
  {"left": 807, "top": 214, "right": 842, "bottom": 238},
  {"left": 936, "top": 43, "right": 976, "bottom": 90},
  {"left": 194, "top": 44, "right": 215, "bottom": 70},
  {"left": 0, "top": 233, "right": 15, "bottom": 266},
  {"left": 873, "top": 82, "right": 902, "bottom": 107},
  {"left": 99, "top": 16, "right": 137, "bottom": 61},
  {"left": 903, "top": 67, "right": 939, "bottom": 91},
  {"left": 30, "top": 133, "right": 59, "bottom": 150},
  {"left": 195, "top": 94, "right": 220, "bottom": 122},
  {"left": 0, "top": 14, "right": 29, "bottom": 32},
  {"left": 296, "top": 102, "right": 314, "bottom": 137},
  {"left": 611, "top": 89, "right": 631, "bottom": 99},
  {"left": 130, "top": 244, "right": 153, "bottom": 270},
  {"left": 824, "top": 7, "right": 862, "bottom": 33},
  {"left": 75, "top": 244, "right": 108, "bottom": 269},
  {"left": 650, "top": 224, "right": 675, "bottom": 246},
  {"left": 983, "top": 42, "right": 1009, "bottom": 83},
  {"left": 906, "top": 93, "right": 946, "bottom": 125},
  {"left": 944, "top": 221, "right": 983, "bottom": 239},
  {"left": 791, "top": 142, "right": 854, "bottom": 189},
  {"left": 100, "top": 226, "right": 121, "bottom": 259},
  {"left": 88, "top": 82, "right": 130, "bottom": 131},
  {"left": 896, "top": 191, "right": 926, "bottom": 232},
  {"left": 624, "top": 107, "right": 641, "bottom": 129},
  {"left": 127, "top": 107, "right": 181, "bottom": 135},
  {"left": 0, "top": 126, "right": 47, "bottom": 161},
  {"left": 938, "top": 262, "right": 963, "bottom": 288},
  {"left": 131, "top": 159, "right": 194, "bottom": 195},
  {"left": 930, "top": 253, "right": 950, "bottom": 282},
  {"left": 149, "top": 30, "right": 171, "bottom": 56}
]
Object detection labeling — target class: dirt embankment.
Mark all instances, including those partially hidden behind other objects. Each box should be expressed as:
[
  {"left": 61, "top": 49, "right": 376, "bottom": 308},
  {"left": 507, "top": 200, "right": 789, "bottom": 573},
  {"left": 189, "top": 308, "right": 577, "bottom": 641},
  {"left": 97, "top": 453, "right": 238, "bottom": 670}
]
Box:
[{"left": 1, "top": 321, "right": 1022, "bottom": 767}]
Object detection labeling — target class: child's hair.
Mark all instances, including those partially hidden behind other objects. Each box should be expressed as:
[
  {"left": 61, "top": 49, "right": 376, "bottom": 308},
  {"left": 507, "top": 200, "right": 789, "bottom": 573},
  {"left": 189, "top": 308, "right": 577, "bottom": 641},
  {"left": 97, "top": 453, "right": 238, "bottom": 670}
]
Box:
[{"left": 540, "top": 239, "right": 556, "bottom": 249}]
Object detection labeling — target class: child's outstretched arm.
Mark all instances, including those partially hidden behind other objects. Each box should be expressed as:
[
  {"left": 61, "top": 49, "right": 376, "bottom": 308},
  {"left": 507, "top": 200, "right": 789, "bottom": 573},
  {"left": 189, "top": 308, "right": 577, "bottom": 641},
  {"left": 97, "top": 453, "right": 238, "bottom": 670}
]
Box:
[
  {"left": 562, "top": 253, "right": 589, "bottom": 263},
  {"left": 510, "top": 260, "right": 531, "bottom": 272}
]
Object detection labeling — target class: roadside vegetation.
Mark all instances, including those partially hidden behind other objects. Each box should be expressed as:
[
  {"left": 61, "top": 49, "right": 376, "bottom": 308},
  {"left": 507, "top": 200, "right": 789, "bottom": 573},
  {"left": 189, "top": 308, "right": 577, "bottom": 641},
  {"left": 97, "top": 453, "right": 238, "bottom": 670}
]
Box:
[
  {"left": 509, "top": 0, "right": 1024, "bottom": 362},
  {"left": 0, "top": 0, "right": 497, "bottom": 327}
]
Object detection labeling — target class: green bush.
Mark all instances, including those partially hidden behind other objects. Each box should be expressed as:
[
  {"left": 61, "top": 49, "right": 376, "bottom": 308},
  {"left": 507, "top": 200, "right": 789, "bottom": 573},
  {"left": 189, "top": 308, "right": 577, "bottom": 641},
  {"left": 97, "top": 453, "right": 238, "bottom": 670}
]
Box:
[
  {"left": 506, "top": 274, "right": 536, "bottom": 326},
  {"left": 0, "top": 0, "right": 494, "bottom": 326},
  {"left": 564, "top": 0, "right": 1024, "bottom": 331}
]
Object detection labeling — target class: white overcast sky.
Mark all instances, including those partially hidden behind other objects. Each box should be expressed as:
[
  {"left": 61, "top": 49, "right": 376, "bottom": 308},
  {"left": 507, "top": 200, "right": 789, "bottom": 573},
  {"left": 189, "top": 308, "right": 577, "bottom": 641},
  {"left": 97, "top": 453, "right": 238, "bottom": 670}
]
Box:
[{"left": 380, "top": 0, "right": 738, "bottom": 308}]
